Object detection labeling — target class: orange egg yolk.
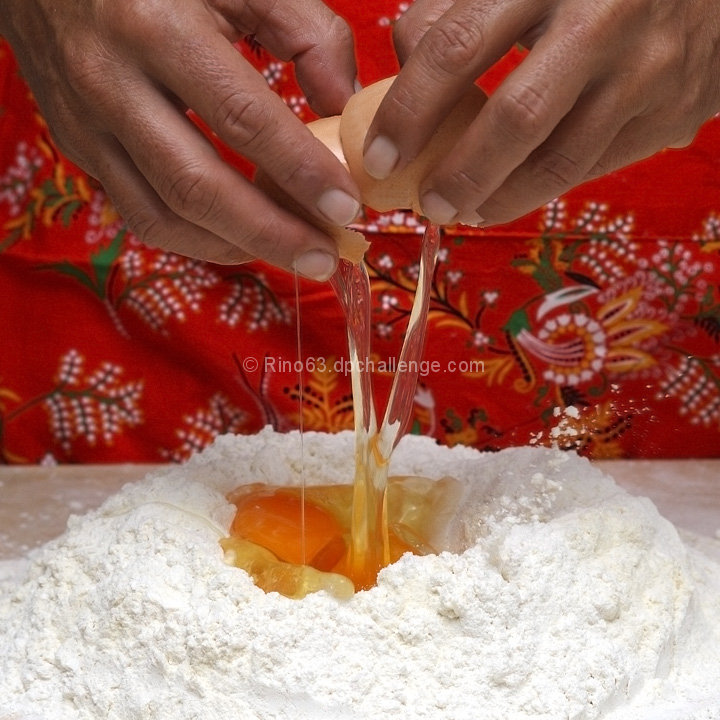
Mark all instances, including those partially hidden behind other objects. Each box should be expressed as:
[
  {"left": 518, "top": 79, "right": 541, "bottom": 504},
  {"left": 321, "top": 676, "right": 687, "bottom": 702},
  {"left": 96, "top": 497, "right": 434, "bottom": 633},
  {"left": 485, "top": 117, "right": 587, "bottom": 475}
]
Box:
[
  {"left": 224, "top": 484, "right": 417, "bottom": 595},
  {"left": 222, "top": 476, "right": 462, "bottom": 599},
  {"left": 229, "top": 490, "right": 347, "bottom": 571}
]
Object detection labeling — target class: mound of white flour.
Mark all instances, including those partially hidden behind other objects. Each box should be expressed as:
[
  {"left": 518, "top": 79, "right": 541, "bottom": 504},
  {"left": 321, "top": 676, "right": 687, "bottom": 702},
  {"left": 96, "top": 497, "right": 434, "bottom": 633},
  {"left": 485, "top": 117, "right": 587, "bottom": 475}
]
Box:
[{"left": 1, "top": 428, "right": 719, "bottom": 720}]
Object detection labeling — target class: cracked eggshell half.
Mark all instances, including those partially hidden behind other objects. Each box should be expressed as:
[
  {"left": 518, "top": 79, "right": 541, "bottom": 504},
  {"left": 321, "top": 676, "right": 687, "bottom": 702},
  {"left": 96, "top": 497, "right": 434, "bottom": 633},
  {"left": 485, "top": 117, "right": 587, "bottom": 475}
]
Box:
[
  {"left": 253, "top": 117, "right": 369, "bottom": 265},
  {"left": 256, "top": 76, "right": 487, "bottom": 264},
  {"left": 338, "top": 76, "right": 488, "bottom": 214}
]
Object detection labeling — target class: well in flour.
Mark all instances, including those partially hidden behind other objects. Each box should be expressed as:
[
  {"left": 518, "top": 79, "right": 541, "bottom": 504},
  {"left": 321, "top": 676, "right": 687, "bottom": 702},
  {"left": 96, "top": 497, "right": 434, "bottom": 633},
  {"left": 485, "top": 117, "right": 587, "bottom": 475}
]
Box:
[{"left": 0, "top": 429, "right": 718, "bottom": 720}]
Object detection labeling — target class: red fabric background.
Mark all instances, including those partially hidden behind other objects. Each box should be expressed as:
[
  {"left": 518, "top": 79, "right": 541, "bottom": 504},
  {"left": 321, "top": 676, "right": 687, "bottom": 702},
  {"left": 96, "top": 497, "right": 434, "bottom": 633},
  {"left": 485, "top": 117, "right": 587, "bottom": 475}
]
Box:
[{"left": 2, "top": 2, "right": 720, "bottom": 463}]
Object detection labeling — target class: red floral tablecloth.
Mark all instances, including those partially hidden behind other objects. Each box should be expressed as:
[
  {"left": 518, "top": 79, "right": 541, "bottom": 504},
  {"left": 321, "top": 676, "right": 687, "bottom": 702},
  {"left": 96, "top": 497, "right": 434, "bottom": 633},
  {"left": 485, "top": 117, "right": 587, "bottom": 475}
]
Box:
[{"left": 2, "top": 0, "right": 720, "bottom": 462}]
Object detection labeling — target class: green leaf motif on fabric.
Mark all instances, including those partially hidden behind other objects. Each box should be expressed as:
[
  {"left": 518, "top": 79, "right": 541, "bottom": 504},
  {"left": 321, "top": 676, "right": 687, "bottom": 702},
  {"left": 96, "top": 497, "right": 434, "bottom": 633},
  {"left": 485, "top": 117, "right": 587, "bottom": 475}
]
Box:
[
  {"left": 503, "top": 308, "right": 531, "bottom": 337},
  {"left": 40, "top": 229, "right": 126, "bottom": 300},
  {"left": 91, "top": 228, "right": 126, "bottom": 295}
]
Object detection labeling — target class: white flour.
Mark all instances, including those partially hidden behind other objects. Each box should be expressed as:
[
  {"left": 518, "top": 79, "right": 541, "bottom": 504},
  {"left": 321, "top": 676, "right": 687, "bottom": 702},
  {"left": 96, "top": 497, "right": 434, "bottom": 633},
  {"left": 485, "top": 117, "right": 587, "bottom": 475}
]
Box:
[{"left": 1, "top": 428, "right": 719, "bottom": 720}]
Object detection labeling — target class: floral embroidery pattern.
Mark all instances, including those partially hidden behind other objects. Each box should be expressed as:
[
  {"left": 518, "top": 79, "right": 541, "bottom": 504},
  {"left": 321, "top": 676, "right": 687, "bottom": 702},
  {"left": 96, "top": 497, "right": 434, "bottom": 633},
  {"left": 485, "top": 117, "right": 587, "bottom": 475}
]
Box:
[
  {"left": 161, "top": 393, "right": 249, "bottom": 462},
  {"left": 285, "top": 358, "right": 355, "bottom": 433},
  {"left": 0, "top": 350, "right": 143, "bottom": 460},
  {"left": 114, "top": 251, "right": 220, "bottom": 333},
  {"left": 360, "top": 200, "right": 720, "bottom": 456},
  {"left": 1, "top": 142, "right": 89, "bottom": 252},
  {"left": 83, "top": 188, "right": 126, "bottom": 246},
  {"left": 219, "top": 271, "right": 291, "bottom": 331},
  {"left": 2, "top": 29, "right": 720, "bottom": 461},
  {"left": 0, "top": 141, "right": 45, "bottom": 219},
  {"left": 43, "top": 232, "right": 222, "bottom": 336},
  {"left": 47, "top": 350, "right": 144, "bottom": 453}
]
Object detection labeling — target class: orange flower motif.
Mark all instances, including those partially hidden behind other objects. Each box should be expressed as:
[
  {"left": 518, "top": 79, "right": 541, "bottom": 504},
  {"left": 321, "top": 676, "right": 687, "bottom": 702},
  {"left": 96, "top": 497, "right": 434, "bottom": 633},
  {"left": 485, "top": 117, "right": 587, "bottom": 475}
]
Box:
[
  {"left": 289, "top": 357, "right": 354, "bottom": 433},
  {"left": 518, "top": 314, "right": 605, "bottom": 385},
  {"left": 444, "top": 426, "right": 479, "bottom": 448},
  {"left": 517, "top": 286, "right": 667, "bottom": 386},
  {"left": 534, "top": 402, "right": 631, "bottom": 459}
]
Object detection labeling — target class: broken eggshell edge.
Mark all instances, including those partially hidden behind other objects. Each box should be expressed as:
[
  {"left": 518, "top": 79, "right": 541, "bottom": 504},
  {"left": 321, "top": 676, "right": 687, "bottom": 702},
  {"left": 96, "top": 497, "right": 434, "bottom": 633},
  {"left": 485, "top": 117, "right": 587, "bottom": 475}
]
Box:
[{"left": 255, "top": 76, "right": 488, "bottom": 264}]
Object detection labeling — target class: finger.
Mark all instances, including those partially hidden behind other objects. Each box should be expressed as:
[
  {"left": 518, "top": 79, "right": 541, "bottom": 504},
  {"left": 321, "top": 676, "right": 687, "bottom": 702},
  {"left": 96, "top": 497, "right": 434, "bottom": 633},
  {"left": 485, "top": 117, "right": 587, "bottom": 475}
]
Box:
[
  {"left": 212, "top": 0, "right": 357, "bottom": 116},
  {"left": 141, "top": 28, "right": 361, "bottom": 230},
  {"left": 586, "top": 115, "right": 702, "bottom": 183},
  {"left": 391, "top": 0, "right": 454, "bottom": 64},
  {"left": 233, "top": 0, "right": 357, "bottom": 116},
  {"left": 363, "top": 0, "right": 545, "bottom": 181},
  {"left": 418, "top": 25, "right": 603, "bottom": 225},
  {"left": 88, "top": 133, "right": 255, "bottom": 265},
  {"left": 105, "top": 83, "right": 342, "bottom": 279},
  {"left": 475, "top": 83, "right": 631, "bottom": 225}
]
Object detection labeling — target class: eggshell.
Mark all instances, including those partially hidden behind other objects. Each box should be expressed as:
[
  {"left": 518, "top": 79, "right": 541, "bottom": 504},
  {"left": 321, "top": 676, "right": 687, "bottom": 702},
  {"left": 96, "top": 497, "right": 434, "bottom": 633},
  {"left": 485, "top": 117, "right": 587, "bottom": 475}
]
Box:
[
  {"left": 256, "top": 76, "right": 487, "bottom": 264},
  {"left": 339, "top": 76, "right": 488, "bottom": 214},
  {"left": 253, "top": 119, "right": 369, "bottom": 265},
  {"left": 307, "top": 116, "right": 346, "bottom": 167}
]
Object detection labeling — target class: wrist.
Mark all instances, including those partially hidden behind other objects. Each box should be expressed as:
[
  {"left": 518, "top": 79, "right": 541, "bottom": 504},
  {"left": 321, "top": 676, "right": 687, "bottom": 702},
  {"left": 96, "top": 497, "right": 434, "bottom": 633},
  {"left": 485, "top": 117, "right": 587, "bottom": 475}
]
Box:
[
  {"left": 0, "top": 0, "right": 49, "bottom": 71},
  {"left": 0, "top": 0, "right": 21, "bottom": 43}
]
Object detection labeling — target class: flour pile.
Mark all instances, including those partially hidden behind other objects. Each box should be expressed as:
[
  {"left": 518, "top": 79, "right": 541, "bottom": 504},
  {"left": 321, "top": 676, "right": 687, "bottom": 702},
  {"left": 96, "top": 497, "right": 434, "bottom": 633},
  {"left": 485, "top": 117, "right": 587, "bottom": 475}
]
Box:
[{"left": 1, "top": 428, "right": 719, "bottom": 720}]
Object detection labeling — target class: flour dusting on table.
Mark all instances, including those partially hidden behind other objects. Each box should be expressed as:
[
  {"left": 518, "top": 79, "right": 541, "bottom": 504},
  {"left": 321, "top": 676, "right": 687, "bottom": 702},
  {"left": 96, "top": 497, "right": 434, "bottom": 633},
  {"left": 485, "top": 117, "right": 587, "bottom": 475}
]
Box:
[{"left": 0, "top": 428, "right": 718, "bottom": 720}]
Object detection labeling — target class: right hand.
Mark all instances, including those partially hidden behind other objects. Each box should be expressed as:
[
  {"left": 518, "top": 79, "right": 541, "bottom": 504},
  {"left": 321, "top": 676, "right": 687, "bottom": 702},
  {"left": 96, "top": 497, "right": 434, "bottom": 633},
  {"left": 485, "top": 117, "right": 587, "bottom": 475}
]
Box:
[
  {"left": 1, "top": 0, "right": 361, "bottom": 280},
  {"left": 363, "top": 0, "right": 720, "bottom": 229}
]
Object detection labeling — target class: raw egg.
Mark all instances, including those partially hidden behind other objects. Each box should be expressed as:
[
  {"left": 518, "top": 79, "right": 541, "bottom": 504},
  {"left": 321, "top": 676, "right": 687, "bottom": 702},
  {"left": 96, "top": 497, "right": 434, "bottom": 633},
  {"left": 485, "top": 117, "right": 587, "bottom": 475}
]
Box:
[
  {"left": 257, "top": 75, "right": 488, "bottom": 262},
  {"left": 335, "top": 76, "right": 487, "bottom": 215},
  {"left": 233, "top": 78, "right": 477, "bottom": 601},
  {"left": 222, "top": 476, "right": 463, "bottom": 598}
]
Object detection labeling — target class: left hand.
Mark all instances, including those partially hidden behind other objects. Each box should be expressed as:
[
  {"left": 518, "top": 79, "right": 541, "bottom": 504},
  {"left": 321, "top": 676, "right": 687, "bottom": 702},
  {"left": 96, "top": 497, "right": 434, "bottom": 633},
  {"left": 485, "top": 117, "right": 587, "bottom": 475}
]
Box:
[
  {"left": 1, "top": 0, "right": 360, "bottom": 277},
  {"left": 362, "top": 0, "right": 720, "bottom": 227}
]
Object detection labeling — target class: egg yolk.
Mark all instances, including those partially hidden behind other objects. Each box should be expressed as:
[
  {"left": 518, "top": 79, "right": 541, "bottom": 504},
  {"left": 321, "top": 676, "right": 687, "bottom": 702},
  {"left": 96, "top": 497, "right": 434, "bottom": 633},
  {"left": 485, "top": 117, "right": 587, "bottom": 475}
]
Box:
[
  {"left": 229, "top": 489, "right": 346, "bottom": 570},
  {"left": 222, "top": 476, "right": 462, "bottom": 599}
]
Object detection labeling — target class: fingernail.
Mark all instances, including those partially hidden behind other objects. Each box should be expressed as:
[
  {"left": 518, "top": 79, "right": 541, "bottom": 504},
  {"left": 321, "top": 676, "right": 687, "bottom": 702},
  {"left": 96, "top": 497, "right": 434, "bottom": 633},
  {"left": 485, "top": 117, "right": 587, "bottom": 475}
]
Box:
[
  {"left": 317, "top": 187, "right": 361, "bottom": 227},
  {"left": 363, "top": 135, "right": 400, "bottom": 180},
  {"left": 293, "top": 249, "right": 337, "bottom": 282},
  {"left": 354, "top": 78, "right": 363, "bottom": 93},
  {"left": 459, "top": 211, "right": 486, "bottom": 227},
  {"left": 421, "top": 190, "right": 459, "bottom": 225}
]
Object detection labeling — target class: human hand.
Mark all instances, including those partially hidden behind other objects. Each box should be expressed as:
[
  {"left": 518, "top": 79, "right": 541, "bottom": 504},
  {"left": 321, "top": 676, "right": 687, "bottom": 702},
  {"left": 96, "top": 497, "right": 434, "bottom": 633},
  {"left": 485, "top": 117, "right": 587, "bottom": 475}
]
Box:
[
  {"left": 363, "top": 0, "right": 720, "bottom": 227},
  {"left": 0, "top": 0, "right": 361, "bottom": 279}
]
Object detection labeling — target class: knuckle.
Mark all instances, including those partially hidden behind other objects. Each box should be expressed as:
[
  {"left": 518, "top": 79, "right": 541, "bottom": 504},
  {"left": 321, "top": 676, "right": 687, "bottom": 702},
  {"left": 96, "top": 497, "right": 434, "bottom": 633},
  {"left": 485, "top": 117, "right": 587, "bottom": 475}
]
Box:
[
  {"left": 662, "top": 112, "right": 701, "bottom": 148},
  {"left": 654, "top": 105, "right": 702, "bottom": 149},
  {"left": 111, "top": 0, "right": 168, "bottom": 49},
  {"left": 62, "top": 42, "right": 127, "bottom": 120},
  {"left": 212, "top": 245, "right": 253, "bottom": 265},
  {"left": 422, "top": 16, "right": 483, "bottom": 75},
  {"left": 64, "top": 47, "right": 107, "bottom": 100},
  {"left": 238, "top": 217, "right": 285, "bottom": 265},
  {"left": 652, "top": 27, "right": 686, "bottom": 72},
  {"left": 669, "top": 125, "right": 700, "bottom": 148},
  {"left": 478, "top": 193, "right": 525, "bottom": 226},
  {"left": 324, "top": 14, "right": 354, "bottom": 51},
  {"left": 663, "top": 76, "right": 709, "bottom": 135},
  {"left": 124, "top": 206, "right": 164, "bottom": 248},
  {"left": 586, "top": 156, "right": 614, "bottom": 181},
  {"left": 385, "top": 82, "right": 422, "bottom": 121},
  {"left": 393, "top": 14, "right": 426, "bottom": 58},
  {"left": 448, "top": 168, "right": 490, "bottom": 207},
  {"left": 491, "top": 83, "right": 553, "bottom": 146},
  {"left": 530, "top": 148, "right": 586, "bottom": 195},
  {"left": 671, "top": 89, "right": 700, "bottom": 124},
  {"left": 275, "top": 139, "right": 317, "bottom": 188},
  {"left": 159, "top": 164, "right": 219, "bottom": 223},
  {"left": 213, "top": 91, "right": 275, "bottom": 155}
]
